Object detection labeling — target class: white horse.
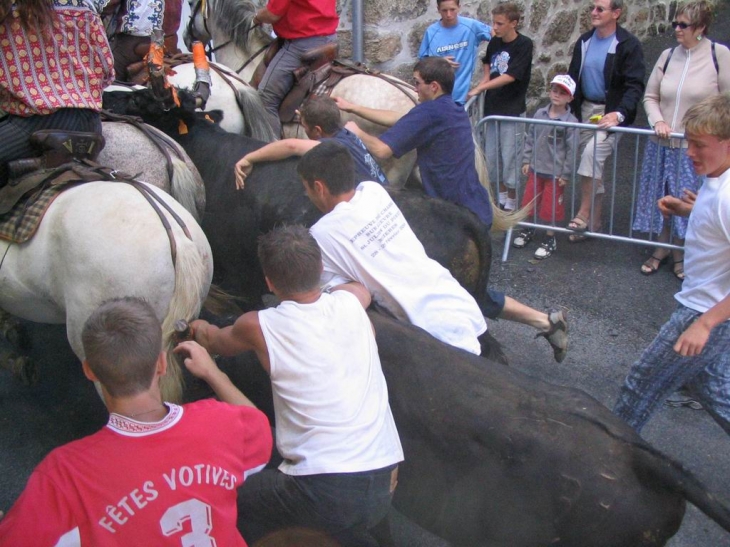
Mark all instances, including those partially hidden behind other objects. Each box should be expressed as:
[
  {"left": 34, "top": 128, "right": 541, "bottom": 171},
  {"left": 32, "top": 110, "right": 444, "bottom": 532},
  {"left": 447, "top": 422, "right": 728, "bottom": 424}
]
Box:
[
  {"left": 0, "top": 181, "right": 213, "bottom": 402},
  {"left": 183, "top": 0, "right": 419, "bottom": 187},
  {"left": 99, "top": 119, "right": 207, "bottom": 220},
  {"left": 165, "top": 61, "right": 276, "bottom": 142}
]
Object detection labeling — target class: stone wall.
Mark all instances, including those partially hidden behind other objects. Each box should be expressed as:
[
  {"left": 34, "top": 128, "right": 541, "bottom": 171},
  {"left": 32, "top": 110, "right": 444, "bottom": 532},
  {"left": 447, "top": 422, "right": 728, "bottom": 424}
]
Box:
[{"left": 336, "top": 0, "right": 677, "bottom": 110}]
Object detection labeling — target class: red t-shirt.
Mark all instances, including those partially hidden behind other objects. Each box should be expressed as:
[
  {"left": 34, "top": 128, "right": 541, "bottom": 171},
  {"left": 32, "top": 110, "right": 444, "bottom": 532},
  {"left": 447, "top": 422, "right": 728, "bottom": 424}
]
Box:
[
  {"left": 0, "top": 401, "right": 272, "bottom": 546},
  {"left": 267, "top": 0, "right": 338, "bottom": 40}
]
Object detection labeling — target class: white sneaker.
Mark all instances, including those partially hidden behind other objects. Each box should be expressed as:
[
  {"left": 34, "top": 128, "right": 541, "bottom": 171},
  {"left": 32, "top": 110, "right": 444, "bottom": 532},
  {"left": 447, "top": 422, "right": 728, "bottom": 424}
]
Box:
[
  {"left": 534, "top": 236, "right": 557, "bottom": 259},
  {"left": 513, "top": 229, "right": 535, "bottom": 249}
]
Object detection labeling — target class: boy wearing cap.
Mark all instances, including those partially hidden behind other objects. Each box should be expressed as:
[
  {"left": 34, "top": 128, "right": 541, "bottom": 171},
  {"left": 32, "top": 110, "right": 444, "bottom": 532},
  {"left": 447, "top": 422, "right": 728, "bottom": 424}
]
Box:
[{"left": 513, "top": 75, "right": 579, "bottom": 259}]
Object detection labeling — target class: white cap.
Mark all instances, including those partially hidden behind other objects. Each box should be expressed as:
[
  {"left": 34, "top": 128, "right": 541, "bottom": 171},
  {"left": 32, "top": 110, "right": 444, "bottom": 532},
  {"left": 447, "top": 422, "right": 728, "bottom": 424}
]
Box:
[{"left": 550, "top": 74, "right": 576, "bottom": 97}]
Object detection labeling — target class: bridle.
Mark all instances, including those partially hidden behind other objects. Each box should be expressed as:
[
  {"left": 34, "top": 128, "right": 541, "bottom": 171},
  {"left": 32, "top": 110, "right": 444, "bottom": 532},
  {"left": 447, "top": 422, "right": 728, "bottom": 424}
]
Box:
[{"left": 185, "top": 0, "right": 269, "bottom": 74}]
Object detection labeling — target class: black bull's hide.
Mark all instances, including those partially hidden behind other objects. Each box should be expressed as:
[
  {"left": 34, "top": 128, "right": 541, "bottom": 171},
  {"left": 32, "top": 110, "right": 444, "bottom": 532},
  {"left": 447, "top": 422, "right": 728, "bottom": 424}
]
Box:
[{"left": 197, "top": 311, "right": 730, "bottom": 547}]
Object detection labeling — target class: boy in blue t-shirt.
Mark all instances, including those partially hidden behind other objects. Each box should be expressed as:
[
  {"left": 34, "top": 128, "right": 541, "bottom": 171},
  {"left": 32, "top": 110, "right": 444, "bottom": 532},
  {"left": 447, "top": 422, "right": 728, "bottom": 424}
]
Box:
[{"left": 419, "top": 0, "right": 492, "bottom": 105}]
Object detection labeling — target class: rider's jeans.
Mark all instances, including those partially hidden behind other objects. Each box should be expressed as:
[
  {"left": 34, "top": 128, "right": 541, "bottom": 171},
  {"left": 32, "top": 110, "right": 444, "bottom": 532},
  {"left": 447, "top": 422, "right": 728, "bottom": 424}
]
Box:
[{"left": 258, "top": 34, "right": 337, "bottom": 136}]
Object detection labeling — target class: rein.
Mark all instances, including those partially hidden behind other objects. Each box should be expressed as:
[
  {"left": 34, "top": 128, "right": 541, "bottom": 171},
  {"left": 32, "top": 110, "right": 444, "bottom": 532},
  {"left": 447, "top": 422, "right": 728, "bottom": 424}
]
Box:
[{"left": 119, "top": 179, "right": 193, "bottom": 267}]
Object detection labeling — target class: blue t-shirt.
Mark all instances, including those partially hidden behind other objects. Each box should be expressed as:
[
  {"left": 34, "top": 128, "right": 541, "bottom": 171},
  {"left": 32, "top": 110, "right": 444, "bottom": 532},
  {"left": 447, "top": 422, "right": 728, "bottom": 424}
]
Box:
[
  {"left": 379, "top": 94, "right": 493, "bottom": 227},
  {"left": 581, "top": 32, "right": 615, "bottom": 102},
  {"left": 419, "top": 16, "right": 492, "bottom": 105},
  {"left": 323, "top": 128, "right": 389, "bottom": 185}
]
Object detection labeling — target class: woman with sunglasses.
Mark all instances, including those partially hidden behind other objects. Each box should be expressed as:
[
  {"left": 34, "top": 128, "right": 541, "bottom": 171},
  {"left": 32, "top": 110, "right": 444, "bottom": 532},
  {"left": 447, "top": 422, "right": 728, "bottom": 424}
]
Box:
[{"left": 634, "top": 0, "right": 730, "bottom": 279}]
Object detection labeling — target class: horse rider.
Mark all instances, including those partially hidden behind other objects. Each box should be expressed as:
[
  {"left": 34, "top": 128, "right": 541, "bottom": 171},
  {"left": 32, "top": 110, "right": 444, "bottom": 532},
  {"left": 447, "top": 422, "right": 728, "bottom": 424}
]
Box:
[
  {"left": 104, "top": 0, "right": 184, "bottom": 82},
  {"left": 251, "top": 0, "right": 338, "bottom": 136},
  {"left": 0, "top": 0, "right": 114, "bottom": 186}
]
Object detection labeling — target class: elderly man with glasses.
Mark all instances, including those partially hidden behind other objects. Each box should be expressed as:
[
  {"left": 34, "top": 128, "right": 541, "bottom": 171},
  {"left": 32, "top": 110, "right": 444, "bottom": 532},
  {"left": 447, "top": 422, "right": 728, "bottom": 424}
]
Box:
[{"left": 566, "top": 0, "right": 645, "bottom": 242}]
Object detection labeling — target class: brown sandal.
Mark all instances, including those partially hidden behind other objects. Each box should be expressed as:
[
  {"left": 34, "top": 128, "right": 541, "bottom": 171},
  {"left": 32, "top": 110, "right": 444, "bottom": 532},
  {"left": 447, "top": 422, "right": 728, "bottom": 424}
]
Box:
[
  {"left": 640, "top": 254, "right": 670, "bottom": 276},
  {"left": 673, "top": 260, "right": 685, "bottom": 280}
]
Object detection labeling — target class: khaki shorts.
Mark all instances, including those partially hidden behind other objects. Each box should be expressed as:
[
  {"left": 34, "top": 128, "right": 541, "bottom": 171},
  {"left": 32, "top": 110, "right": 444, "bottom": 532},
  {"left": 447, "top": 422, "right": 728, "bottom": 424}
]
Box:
[{"left": 577, "top": 101, "right": 621, "bottom": 194}]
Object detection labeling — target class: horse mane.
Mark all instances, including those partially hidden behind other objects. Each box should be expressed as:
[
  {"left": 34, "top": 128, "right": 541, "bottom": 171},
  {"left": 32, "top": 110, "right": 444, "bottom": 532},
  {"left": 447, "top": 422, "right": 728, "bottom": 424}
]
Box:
[{"left": 207, "top": 0, "right": 271, "bottom": 55}]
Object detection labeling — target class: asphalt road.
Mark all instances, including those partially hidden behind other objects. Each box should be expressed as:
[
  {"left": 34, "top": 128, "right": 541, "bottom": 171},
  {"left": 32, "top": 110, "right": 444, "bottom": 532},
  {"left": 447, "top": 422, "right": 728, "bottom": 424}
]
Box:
[{"left": 1, "top": 9, "right": 730, "bottom": 547}]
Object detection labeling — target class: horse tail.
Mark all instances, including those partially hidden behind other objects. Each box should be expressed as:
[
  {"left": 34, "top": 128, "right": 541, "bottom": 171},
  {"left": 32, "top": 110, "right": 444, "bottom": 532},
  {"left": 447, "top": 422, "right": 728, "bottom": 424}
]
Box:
[
  {"left": 170, "top": 156, "right": 205, "bottom": 222},
  {"left": 473, "top": 136, "right": 527, "bottom": 232},
  {"left": 159, "top": 233, "right": 210, "bottom": 403},
  {"left": 146, "top": 124, "right": 207, "bottom": 220},
  {"left": 235, "top": 86, "right": 277, "bottom": 142}
]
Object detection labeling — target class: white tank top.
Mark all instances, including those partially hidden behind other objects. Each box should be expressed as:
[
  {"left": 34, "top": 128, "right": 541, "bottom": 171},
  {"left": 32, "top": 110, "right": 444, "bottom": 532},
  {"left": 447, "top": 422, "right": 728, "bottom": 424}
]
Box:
[
  {"left": 258, "top": 291, "right": 403, "bottom": 475},
  {"left": 311, "top": 181, "right": 487, "bottom": 355}
]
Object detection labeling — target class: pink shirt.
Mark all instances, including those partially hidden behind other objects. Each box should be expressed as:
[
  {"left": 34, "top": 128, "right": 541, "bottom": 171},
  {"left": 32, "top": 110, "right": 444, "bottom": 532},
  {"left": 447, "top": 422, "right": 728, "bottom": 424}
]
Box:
[
  {"left": 267, "top": 0, "right": 338, "bottom": 40},
  {"left": 0, "top": 3, "right": 114, "bottom": 116}
]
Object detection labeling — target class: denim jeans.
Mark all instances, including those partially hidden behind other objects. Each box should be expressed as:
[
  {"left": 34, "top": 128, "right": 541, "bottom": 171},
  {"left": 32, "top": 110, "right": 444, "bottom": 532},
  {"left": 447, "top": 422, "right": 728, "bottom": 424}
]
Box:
[
  {"left": 238, "top": 464, "right": 396, "bottom": 546},
  {"left": 613, "top": 303, "right": 730, "bottom": 434}
]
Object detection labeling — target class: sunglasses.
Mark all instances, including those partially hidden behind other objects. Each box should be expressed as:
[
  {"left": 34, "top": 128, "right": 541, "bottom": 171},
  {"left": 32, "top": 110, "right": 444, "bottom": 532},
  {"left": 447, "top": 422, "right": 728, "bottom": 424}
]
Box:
[
  {"left": 590, "top": 6, "right": 613, "bottom": 13},
  {"left": 671, "top": 21, "right": 691, "bottom": 29}
]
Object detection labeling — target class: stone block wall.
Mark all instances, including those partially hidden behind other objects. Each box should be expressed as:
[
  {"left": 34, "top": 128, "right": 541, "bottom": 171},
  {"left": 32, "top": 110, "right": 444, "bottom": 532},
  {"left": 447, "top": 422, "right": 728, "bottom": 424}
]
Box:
[{"left": 336, "top": 0, "right": 677, "bottom": 110}]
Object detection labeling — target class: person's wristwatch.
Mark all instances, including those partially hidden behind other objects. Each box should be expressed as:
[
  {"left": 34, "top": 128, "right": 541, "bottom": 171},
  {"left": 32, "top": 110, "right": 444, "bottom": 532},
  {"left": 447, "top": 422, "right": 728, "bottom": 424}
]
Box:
[{"left": 615, "top": 112, "right": 625, "bottom": 124}]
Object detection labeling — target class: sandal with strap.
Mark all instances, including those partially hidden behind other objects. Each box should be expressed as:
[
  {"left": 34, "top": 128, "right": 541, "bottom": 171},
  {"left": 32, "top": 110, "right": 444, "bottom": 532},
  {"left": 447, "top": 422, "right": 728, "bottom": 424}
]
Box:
[
  {"left": 640, "top": 254, "right": 670, "bottom": 276},
  {"left": 673, "top": 259, "right": 685, "bottom": 281},
  {"left": 567, "top": 215, "right": 589, "bottom": 232}
]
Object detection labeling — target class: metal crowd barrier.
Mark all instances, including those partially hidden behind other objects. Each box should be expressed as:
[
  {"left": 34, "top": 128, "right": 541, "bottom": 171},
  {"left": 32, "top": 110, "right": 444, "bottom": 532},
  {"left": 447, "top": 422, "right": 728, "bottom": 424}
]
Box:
[{"left": 468, "top": 111, "right": 688, "bottom": 262}]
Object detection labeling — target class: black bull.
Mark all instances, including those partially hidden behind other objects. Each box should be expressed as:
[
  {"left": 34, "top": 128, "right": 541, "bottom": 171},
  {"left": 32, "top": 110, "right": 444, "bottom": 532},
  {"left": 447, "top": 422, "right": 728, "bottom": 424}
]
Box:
[
  {"left": 203, "top": 312, "right": 730, "bottom": 547},
  {"left": 103, "top": 91, "right": 730, "bottom": 545}
]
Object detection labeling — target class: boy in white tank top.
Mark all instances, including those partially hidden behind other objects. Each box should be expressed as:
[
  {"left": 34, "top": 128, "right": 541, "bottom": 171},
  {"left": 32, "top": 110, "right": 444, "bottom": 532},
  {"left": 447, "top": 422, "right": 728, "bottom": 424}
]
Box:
[{"left": 189, "top": 225, "right": 403, "bottom": 546}]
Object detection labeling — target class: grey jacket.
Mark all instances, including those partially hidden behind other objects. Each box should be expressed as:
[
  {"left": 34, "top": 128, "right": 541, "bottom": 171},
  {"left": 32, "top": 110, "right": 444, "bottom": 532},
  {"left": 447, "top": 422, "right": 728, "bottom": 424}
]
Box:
[{"left": 522, "top": 106, "right": 579, "bottom": 180}]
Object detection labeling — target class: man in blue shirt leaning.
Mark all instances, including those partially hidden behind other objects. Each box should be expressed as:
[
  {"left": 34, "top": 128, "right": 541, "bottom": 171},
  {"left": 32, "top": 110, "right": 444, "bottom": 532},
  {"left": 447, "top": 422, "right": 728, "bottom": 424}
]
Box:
[
  {"left": 419, "top": 0, "right": 492, "bottom": 105},
  {"left": 335, "top": 56, "right": 569, "bottom": 363}
]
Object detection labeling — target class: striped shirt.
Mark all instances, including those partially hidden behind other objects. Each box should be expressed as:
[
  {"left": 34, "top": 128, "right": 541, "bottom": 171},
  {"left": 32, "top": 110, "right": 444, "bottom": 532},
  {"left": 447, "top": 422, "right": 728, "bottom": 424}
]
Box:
[{"left": 0, "top": 0, "right": 114, "bottom": 116}]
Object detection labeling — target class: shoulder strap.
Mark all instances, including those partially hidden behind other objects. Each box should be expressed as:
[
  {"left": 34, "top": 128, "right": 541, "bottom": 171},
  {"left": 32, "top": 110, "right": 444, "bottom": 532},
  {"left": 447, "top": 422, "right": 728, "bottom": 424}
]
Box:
[
  {"left": 663, "top": 43, "right": 719, "bottom": 74},
  {"left": 662, "top": 47, "right": 675, "bottom": 73}
]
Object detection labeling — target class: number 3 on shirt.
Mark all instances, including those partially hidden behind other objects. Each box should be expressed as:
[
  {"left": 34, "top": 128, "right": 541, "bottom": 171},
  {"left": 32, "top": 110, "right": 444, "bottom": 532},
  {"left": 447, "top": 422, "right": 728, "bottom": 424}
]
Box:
[{"left": 160, "top": 498, "right": 216, "bottom": 547}]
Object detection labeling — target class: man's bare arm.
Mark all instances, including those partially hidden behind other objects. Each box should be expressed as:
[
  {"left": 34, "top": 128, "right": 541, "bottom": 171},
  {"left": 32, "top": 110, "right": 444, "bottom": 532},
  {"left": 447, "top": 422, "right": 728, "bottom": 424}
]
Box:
[
  {"left": 235, "top": 139, "right": 320, "bottom": 189},
  {"left": 174, "top": 341, "right": 257, "bottom": 407},
  {"left": 674, "top": 294, "right": 730, "bottom": 357},
  {"left": 330, "top": 281, "right": 372, "bottom": 309},
  {"left": 191, "top": 314, "right": 262, "bottom": 356},
  {"left": 334, "top": 96, "right": 403, "bottom": 127},
  {"left": 253, "top": 6, "right": 281, "bottom": 24},
  {"left": 468, "top": 72, "right": 515, "bottom": 98}
]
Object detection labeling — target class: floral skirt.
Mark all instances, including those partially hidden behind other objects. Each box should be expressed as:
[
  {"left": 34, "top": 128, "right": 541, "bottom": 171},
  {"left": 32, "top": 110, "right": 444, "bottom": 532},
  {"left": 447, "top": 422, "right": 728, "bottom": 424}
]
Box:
[{"left": 632, "top": 140, "right": 701, "bottom": 239}]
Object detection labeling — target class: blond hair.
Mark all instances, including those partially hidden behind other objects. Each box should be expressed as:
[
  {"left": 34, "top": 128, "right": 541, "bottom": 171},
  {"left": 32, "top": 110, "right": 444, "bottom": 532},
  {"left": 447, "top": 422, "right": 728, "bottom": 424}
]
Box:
[{"left": 683, "top": 92, "right": 730, "bottom": 141}]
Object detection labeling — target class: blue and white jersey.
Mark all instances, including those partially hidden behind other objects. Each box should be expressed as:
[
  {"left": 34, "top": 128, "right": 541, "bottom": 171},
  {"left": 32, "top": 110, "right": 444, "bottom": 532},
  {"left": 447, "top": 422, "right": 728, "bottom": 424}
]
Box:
[{"left": 419, "top": 16, "right": 492, "bottom": 104}]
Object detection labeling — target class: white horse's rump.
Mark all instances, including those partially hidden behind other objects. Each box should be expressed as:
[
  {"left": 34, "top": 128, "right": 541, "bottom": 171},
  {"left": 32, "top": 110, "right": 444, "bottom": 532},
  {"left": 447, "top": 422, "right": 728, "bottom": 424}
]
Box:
[
  {"left": 0, "top": 182, "right": 213, "bottom": 401},
  {"left": 100, "top": 120, "right": 206, "bottom": 220},
  {"left": 166, "top": 62, "right": 276, "bottom": 142}
]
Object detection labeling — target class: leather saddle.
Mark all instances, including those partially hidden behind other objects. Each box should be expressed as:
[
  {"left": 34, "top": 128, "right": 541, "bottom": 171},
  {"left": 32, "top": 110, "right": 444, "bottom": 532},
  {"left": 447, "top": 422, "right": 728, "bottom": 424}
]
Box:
[
  {"left": 252, "top": 41, "right": 341, "bottom": 125},
  {"left": 0, "top": 130, "right": 106, "bottom": 215}
]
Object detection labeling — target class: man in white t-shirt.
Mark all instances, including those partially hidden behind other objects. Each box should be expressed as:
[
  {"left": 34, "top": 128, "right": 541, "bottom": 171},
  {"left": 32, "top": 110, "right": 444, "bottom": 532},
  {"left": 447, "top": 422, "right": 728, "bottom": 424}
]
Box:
[
  {"left": 298, "top": 140, "right": 489, "bottom": 355},
  {"left": 189, "top": 224, "right": 403, "bottom": 546},
  {"left": 614, "top": 93, "right": 730, "bottom": 434}
]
